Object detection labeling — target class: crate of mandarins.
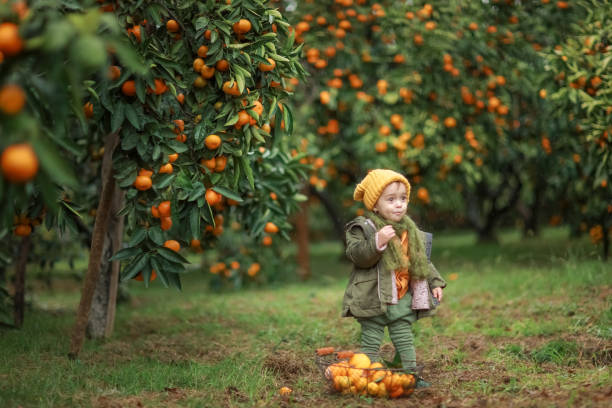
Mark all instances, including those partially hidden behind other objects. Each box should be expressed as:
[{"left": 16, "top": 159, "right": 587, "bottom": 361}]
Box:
[{"left": 315, "top": 347, "right": 417, "bottom": 399}]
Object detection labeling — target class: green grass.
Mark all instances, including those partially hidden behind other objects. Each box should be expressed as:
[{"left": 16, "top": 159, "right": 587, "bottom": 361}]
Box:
[
  {"left": 531, "top": 340, "right": 580, "bottom": 366},
  {"left": 1, "top": 227, "right": 611, "bottom": 407}
]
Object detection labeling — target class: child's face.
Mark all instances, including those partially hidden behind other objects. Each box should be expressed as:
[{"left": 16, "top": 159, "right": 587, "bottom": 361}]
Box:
[{"left": 373, "top": 182, "right": 408, "bottom": 222}]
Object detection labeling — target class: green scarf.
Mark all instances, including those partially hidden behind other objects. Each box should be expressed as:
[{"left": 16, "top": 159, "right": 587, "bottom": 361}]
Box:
[{"left": 366, "top": 211, "right": 430, "bottom": 280}]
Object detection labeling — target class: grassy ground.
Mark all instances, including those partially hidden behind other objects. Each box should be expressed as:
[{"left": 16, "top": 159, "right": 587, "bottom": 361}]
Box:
[{"left": 1, "top": 227, "right": 611, "bottom": 407}]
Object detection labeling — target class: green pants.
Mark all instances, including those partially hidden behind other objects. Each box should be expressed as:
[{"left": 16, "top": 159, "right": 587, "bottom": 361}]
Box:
[{"left": 357, "top": 292, "right": 418, "bottom": 371}]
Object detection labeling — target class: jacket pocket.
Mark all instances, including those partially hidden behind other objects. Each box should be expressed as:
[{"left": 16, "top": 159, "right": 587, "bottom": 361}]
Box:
[{"left": 353, "top": 277, "right": 379, "bottom": 309}]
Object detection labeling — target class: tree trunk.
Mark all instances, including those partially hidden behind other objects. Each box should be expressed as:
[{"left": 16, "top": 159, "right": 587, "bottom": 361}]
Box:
[
  {"left": 521, "top": 205, "right": 541, "bottom": 238},
  {"left": 13, "top": 235, "right": 31, "bottom": 328},
  {"left": 522, "top": 176, "right": 543, "bottom": 238},
  {"left": 294, "top": 200, "right": 310, "bottom": 280},
  {"left": 601, "top": 217, "right": 610, "bottom": 262},
  {"left": 468, "top": 170, "right": 522, "bottom": 244},
  {"left": 464, "top": 190, "right": 486, "bottom": 235},
  {"left": 477, "top": 221, "right": 499, "bottom": 244},
  {"left": 105, "top": 189, "right": 125, "bottom": 338},
  {"left": 68, "top": 132, "right": 119, "bottom": 359},
  {"left": 86, "top": 187, "right": 125, "bottom": 339},
  {"left": 308, "top": 185, "right": 345, "bottom": 242}
]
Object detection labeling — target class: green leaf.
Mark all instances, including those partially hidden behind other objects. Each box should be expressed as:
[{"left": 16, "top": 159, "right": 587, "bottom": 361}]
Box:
[
  {"left": 148, "top": 226, "right": 165, "bottom": 246},
  {"left": 71, "top": 35, "right": 106, "bottom": 71},
  {"left": 233, "top": 64, "right": 252, "bottom": 78},
  {"left": 110, "top": 247, "right": 141, "bottom": 261},
  {"left": 266, "top": 9, "right": 282, "bottom": 19},
  {"left": 188, "top": 183, "right": 206, "bottom": 201},
  {"left": 157, "top": 247, "right": 190, "bottom": 265},
  {"left": 60, "top": 200, "right": 83, "bottom": 219},
  {"left": 111, "top": 102, "right": 125, "bottom": 132},
  {"left": 152, "top": 144, "right": 161, "bottom": 161},
  {"left": 201, "top": 203, "right": 213, "bottom": 225},
  {"left": 120, "top": 253, "right": 150, "bottom": 281},
  {"left": 136, "top": 79, "right": 146, "bottom": 103},
  {"left": 128, "top": 228, "right": 147, "bottom": 246},
  {"left": 121, "top": 130, "right": 139, "bottom": 151},
  {"left": 194, "top": 124, "right": 205, "bottom": 145},
  {"left": 232, "top": 160, "right": 241, "bottom": 188},
  {"left": 195, "top": 16, "right": 209, "bottom": 31},
  {"left": 156, "top": 255, "right": 186, "bottom": 274},
  {"left": 244, "top": 125, "right": 252, "bottom": 150},
  {"left": 33, "top": 136, "right": 77, "bottom": 188},
  {"left": 269, "top": 53, "right": 289, "bottom": 63},
  {"left": 142, "top": 268, "right": 154, "bottom": 288},
  {"left": 283, "top": 104, "right": 293, "bottom": 134},
  {"left": 239, "top": 156, "right": 254, "bottom": 189},
  {"left": 252, "top": 127, "right": 266, "bottom": 143},
  {"left": 216, "top": 21, "right": 231, "bottom": 37},
  {"left": 247, "top": 109, "right": 259, "bottom": 121},
  {"left": 166, "top": 272, "right": 182, "bottom": 290},
  {"left": 208, "top": 37, "right": 222, "bottom": 56},
  {"left": 114, "top": 160, "right": 137, "bottom": 180},
  {"left": 227, "top": 42, "right": 251, "bottom": 49},
  {"left": 136, "top": 137, "right": 149, "bottom": 158},
  {"left": 294, "top": 193, "right": 308, "bottom": 202},
  {"left": 109, "top": 39, "right": 148, "bottom": 75},
  {"left": 154, "top": 174, "right": 175, "bottom": 189},
  {"left": 212, "top": 185, "right": 243, "bottom": 202},
  {"left": 124, "top": 104, "right": 141, "bottom": 130},
  {"left": 42, "top": 21, "right": 75, "bottom": 51},
  {"left": 167, "top": 140, "right": 189, "bottom": 153},
  {"left": 150, "top": 257, "right": 169, "bottom": 288},
  {"left": 267, "top": 96, "right": 277, "bottom": 117},
  {"left": 225, "top": 112, "right": 239, "bottom": 126},
  {"left": 236, "top": 71, "right": 245, "bottom": 94},
  {"left": 60, "top": 210, "right": 79, "bottom": 235},
  {"left": 189, "top": 206, "right": 200, "bottom": 239}
]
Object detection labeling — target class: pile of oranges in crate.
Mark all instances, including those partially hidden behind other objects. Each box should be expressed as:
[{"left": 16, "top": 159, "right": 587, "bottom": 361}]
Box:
[{"left": 317, "top": 347, "right": 416, "bottom": 398}]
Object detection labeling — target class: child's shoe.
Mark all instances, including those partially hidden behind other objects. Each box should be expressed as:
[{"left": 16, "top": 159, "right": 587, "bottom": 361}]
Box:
[{"left": 415, "top": 376, "right": 431, "bottom": 388}]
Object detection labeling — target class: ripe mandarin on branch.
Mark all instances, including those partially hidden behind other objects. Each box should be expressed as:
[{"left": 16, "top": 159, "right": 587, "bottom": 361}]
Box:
[
  {"left": 1, "top": 143, "right": 39, "bottom": 183},
  {"left": 133, "top": 175, "right": 152, "bottom": 191},
  {"left": 163, "top": 240, "right": 180, "bottom": 252},
  {"left": 205, "top": 188, "right": 222, "bottom": 206},
  {"left": 0, "top": 84, "right": 26, "bottom": 115},
  {"left": 258, "top": 58, "right": 276, "bottom": 72},
  {"left": 121, "top": 80, "right": 136, "bottom": 97},
  {"left": 0, "top": 22, "right": 23, "bottom": 56},
  {"left": 166, "top": 19, "right": 179, "bottom": 33},
  {"left": 205, "top": 134, "right": 221, "bottom": 149},
  {"left": 14, "top": 224, "right": 32, "bottom": 237}
]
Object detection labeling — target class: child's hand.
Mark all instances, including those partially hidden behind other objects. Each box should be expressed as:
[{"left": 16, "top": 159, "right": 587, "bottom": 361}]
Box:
[
  {"left": 376, "top": 225, "right": 396, "bottom": 247},
  {"left": 432, "top": 287, "right": 443, "bottom": 302}
]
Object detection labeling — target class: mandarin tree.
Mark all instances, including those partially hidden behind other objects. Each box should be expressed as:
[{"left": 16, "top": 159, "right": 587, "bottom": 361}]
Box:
[
  {"left": 70, "top": 0, "right": 307, "bottom": 354},
  {"left": 288, "top": 0, "right": 584, "bottom": 241},
  {"left": 0, "top": 0, "right": 308, "bottom": 353},
  {"left": 0, "top": 1, "right": 127, "bottom": 245},
  {"left": 545, "top": 0, "right": 611, "bottom": 259},
  {"left": 100, "top": 0, "right": 307, "bottom": 289},
  {"left": 0, "top": 0, "right": 131, "bottom": 328}
]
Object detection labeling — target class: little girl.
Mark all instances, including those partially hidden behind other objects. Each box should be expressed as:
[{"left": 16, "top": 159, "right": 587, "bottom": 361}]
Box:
[{"left": 342, "top": 169, "right": 446, "bottom": 388}]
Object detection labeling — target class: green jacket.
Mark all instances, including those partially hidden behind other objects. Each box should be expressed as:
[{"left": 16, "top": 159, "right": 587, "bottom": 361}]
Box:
[{"left": 342, "top": 216, "right": 446, "bottom": 319}]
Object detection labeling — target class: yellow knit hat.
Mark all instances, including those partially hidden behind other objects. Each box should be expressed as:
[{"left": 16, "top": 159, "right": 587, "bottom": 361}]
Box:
[{"left": 353, "top": 169, "right": 411, "bottom": 210}]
